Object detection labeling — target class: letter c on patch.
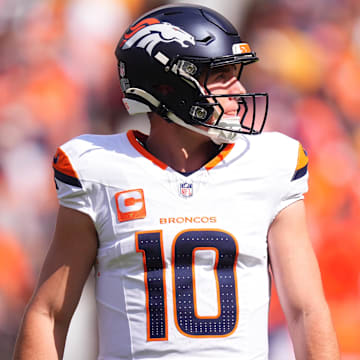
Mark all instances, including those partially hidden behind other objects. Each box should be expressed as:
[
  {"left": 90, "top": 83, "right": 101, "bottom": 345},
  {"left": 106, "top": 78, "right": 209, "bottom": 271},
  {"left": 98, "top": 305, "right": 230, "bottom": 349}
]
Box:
[{"left": 115, "top": 189, "right": 146, "bottom": 222}]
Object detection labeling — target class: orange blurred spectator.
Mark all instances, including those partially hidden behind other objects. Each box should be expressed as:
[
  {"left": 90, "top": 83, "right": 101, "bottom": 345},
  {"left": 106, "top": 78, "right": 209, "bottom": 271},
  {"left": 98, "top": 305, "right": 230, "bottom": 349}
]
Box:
[{"left": 0, "top": 229, "right": 34, "bottom": 314}]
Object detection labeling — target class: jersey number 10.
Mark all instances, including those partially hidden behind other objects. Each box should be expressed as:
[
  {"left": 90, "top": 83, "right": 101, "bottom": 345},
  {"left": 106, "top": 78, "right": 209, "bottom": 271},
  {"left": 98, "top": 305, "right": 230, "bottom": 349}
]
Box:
[{"left": 136, "top": 229, "right": 239, "bottom": 340}]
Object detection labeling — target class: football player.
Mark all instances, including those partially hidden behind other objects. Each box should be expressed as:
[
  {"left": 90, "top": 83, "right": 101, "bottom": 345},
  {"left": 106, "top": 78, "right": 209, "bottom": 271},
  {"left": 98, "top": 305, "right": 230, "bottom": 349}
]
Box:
[{"left": 13, "top": 5, "right": 339, "bottom": 360}]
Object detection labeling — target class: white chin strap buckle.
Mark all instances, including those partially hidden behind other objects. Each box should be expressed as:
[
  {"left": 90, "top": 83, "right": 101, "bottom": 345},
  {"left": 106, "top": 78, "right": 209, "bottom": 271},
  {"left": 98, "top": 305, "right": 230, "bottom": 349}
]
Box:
[{"left": 207, "top": 117, "right": 243, "bottom": 144}]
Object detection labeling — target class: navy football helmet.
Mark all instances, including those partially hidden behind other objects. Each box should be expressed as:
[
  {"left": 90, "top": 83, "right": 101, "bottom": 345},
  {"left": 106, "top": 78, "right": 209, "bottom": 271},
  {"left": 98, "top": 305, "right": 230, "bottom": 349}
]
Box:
[{"left": 115, "top": 4, "right": 268, "bottom": 143}]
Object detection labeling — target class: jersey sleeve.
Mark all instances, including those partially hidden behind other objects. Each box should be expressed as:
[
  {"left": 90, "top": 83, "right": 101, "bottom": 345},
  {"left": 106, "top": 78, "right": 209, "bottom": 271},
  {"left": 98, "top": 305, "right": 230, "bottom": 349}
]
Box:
[
  {"left": 275, "top": 141, "right": 309, "bottom": 214},
  {"left": 52, "top": 140, "right": 96, "bottom": 222}
]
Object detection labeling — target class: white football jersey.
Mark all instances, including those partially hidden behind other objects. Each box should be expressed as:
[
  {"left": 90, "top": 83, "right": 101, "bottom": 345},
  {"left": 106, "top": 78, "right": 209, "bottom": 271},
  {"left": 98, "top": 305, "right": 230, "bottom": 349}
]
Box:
[{"left": 53, "top": 130, "right": 308, "bottom": 360}]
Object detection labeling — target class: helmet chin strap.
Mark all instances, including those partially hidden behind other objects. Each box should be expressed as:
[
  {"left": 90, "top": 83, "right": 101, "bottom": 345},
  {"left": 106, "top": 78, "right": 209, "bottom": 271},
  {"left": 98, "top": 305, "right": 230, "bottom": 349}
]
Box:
[
  {"left": 123, "top": 87, "right": 243, "bottom": 144},
  {"left": 208, "top": 116, "right": 244, "bottom": 144},
  {"left": 168, "top": 112, "right": 242, "bottom": 145}
]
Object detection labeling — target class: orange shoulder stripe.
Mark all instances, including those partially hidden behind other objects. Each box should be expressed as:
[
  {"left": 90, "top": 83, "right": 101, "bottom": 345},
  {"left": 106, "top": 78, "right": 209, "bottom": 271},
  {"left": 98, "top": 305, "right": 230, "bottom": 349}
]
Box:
[
  {"left": 53, "top": 147, "right": 79, "bottom": 179},
  {"left": 295, "top": 143, "right": 308, "bottom": 171}
]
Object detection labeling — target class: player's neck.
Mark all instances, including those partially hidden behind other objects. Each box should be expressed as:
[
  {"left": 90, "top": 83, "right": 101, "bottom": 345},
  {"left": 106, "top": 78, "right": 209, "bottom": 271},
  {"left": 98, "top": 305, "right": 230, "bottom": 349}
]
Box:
[{"left": 145, "top": 115, "right": 220, "bottom": 173}]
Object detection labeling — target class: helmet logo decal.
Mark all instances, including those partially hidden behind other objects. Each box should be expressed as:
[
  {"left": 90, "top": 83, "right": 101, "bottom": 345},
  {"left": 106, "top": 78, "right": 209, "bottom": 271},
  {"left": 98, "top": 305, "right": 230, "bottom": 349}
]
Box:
[
  {"left": 232, "top": 43, "right": 251, "bottom": 55},
  {"left": 121, "top": 18, "right": 195, "bottom": 55}
]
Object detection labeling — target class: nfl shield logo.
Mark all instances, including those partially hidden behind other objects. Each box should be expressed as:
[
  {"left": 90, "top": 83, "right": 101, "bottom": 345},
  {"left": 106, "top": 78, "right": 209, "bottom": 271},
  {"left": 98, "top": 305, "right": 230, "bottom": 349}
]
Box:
[{"left": 179, "top": 182, "right": 193, "bottom": 198}]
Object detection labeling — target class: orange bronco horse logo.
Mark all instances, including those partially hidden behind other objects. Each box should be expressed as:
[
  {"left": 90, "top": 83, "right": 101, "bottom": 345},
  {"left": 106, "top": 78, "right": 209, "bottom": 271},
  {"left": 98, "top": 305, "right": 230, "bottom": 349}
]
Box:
[{"left": 121, "top": 18, "right": 195, "bottom": 55}]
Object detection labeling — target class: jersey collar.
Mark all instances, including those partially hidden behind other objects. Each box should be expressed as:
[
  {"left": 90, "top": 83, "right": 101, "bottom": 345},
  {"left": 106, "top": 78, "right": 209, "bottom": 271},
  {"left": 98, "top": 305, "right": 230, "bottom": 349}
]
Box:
[{"left": 127, "top": 130, "right": 235, "bottom": 172}]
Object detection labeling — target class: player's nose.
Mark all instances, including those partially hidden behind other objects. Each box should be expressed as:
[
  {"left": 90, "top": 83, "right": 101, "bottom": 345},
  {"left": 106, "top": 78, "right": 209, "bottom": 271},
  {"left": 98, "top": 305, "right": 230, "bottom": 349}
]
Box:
[
  {"left": 234, "top": 78, "right": 246, "bottom": 93},
  {"left": 228, "top": 79, "right": 246, "bottom": 100}
]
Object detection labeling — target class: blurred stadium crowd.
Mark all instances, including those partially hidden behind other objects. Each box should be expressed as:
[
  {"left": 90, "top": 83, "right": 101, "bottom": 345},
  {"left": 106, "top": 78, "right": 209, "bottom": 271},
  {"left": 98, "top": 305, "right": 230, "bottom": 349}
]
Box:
[{"left": 0, "top": 0, "right": 359, "bottom": 359}]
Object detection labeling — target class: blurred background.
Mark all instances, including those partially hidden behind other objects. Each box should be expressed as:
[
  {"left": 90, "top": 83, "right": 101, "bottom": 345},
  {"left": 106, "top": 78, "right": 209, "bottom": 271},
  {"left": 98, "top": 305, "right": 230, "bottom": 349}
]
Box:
[{"left": 0, "top": 0, "right": 359, "bottom": 359}]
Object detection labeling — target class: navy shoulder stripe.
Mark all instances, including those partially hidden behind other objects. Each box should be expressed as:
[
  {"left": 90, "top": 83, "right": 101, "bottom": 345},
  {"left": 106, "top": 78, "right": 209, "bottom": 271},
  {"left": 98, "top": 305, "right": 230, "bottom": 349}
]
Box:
[
  {"left": 291, "top": 164, "right": 308, "bottom": 181},
  {"left": 53, "top": 168, "right": 82, "bottom": 188},
  {"left": 291, "top": 143, "right": 309, "bottom": 181}
]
